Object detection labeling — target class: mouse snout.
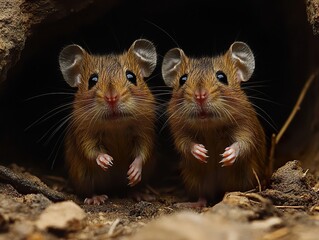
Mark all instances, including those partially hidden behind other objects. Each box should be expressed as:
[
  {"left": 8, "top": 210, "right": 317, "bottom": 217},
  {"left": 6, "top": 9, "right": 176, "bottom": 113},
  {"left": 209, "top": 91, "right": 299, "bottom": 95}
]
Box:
[
  {"left": 104, "top": 89, "right": 119, "bottom": 106},
  {"left": 194, "top": 88, "right": 208, "bottom": 105}
]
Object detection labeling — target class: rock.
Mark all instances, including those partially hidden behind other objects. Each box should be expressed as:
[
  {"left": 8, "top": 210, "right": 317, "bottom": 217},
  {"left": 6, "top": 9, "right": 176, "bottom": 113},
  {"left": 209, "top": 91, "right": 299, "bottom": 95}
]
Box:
[
  {"left": 0, "top": 212, "right": 9, "bottom": 232},
  {"left": 12, "top": 221, "right": 35, "bottom": 237},
  {"left": 306, "top": 0, "right": 319, "bottom": 35},
  {"left": 0, "top": 0, "right": 120, "bottom": 83},
  {"left": 35, "top": 200, "right": 86, "bottom": 232},
  {"left": 209, "top": 192, "right": 280, "bottom": 222},
  {"left": 127, "top": 210, "right": 264, "bottom": 240},
  {"left": 260, "top": 160, "right": 319, "bottom": 207},
  {"left": 127, "top": 192, "right": 285, "bottom": 240}
]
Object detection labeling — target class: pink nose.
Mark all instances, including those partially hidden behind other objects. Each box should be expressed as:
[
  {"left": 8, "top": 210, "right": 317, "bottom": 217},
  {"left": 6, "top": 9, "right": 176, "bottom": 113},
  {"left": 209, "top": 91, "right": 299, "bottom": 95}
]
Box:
[
  {"left": 194, "top": 88, "right": 208, "bottom": 104},
  {"left": 105, "top": 91, "right": 118, "bottom": 104}
]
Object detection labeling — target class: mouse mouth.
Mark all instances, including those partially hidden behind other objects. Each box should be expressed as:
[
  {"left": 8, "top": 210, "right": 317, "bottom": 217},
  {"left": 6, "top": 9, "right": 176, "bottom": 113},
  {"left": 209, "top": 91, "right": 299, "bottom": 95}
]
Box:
[
  {"left": 196, "top": 106, "right": 210, "bottom": 119},
  {"left": 199, "top": 111, "right": 208, "bottom": 119},
  {"left": 195, "top": 108, "right": 220, "bottom": 120},
  {"left": 109, "top": 111, "right": 121, "bottom": 120}
]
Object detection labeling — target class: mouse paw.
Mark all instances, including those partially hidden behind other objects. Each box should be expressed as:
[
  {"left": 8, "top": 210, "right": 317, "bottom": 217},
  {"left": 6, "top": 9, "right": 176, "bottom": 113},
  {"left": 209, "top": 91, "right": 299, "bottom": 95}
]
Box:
[
  {"left": 96, "top": 153, "right": 113, "bottom": 171},
  {"left": 127, "top": 156, "right": 143, "bottom": 187},
  {"left": 219, "top": 142, "right": 240, "bottom": 167},
  {"left": 191, "top": 143, "right": 208, "bottom": 163},
  {"left": 84, "top": 195, "right": 108, "bottom": 205}
]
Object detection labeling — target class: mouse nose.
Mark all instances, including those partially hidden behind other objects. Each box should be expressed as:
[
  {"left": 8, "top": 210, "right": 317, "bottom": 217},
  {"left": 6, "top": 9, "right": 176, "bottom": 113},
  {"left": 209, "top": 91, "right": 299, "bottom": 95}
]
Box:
[
  {"left": 194, "top": 88, "right": 208, "bottom": 104},
  {"left": 105, "top": 90, "right": 119, "bottom": 105}
]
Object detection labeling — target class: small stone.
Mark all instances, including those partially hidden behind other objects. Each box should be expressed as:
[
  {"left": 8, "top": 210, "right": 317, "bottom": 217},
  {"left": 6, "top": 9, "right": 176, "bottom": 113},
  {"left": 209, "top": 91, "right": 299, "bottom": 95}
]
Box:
[{"left": 35, "top": 200, "right": 86, "bottom": 232}]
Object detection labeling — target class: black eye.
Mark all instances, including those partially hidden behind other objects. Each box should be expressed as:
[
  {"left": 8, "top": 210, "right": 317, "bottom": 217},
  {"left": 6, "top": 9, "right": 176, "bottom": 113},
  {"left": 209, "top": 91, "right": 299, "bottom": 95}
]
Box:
[
  {"left": 179, "top": 74, "right": 188, "bottom": 86},
  {"left": 126, "top": 70, "right": 137, "bottom": 85},
  {"left": 88, "top": 73, "right": 98, "bottom": 89},
  {"left": 216, "top": 71, "right": 228, "bottom": 85}
]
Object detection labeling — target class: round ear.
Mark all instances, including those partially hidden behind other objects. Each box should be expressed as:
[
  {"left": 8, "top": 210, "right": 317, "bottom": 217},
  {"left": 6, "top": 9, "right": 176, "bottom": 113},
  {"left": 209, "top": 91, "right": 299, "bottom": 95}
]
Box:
[
  {"left": 128, "top": 39, "right": 157, "bottom": 78},
  {"left": 229, "top": 42, "right": 255, "bottom": 82},
  {"left": 161, "top": 48, "right": 185, "bottom": 87},
  {"left": 59, "top": 44, "right": 86, "bottom": 87}
]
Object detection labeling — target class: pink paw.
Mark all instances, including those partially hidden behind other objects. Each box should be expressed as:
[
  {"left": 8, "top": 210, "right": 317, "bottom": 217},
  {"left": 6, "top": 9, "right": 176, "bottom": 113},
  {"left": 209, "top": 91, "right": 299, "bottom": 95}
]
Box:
[
  {"left": 191, "top": 143, "right": 208, "bottom": 163},
  {"left": 219, "top": 142, "right": 240, "bottom": 167},
  {"left": 84, "top": 195, "right": 108, "bottom": 205},
  {"left": 96, "top": 153, "right": 113, "bottom": 171},
  {"left": 127, "top": 156, "right": 143, "bottom": 187}
]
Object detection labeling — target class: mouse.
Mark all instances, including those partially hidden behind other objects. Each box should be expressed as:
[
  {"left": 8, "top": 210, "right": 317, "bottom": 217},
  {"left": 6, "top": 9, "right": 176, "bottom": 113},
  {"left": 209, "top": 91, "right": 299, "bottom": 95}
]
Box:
[
  {"left": 58, "top": 39, "right": 157, "bottom": 205},
  {"left": 161, "top": 41, "right": 267, "bottom": 208}
]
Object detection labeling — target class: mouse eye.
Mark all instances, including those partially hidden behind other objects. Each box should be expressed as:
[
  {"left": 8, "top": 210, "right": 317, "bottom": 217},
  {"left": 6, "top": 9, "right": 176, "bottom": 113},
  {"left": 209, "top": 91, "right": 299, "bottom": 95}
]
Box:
[
  {"left": 126, "top": 70, "right": 137, "bottom": 85},
  {"left": 179, "top": 74, "right": 188, "bottom": 86},
  {"left": 216, "top": 71, "right": 228, "bottom": 85},
  {"left": 88, "top": 73, "right": 98, "bottom": 89}
]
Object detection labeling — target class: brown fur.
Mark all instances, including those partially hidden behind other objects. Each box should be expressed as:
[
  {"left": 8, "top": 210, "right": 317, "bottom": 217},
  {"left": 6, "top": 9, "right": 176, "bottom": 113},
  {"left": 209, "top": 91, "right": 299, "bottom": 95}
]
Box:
[
  {"left": 63, "top": 45, "right": 156, "bottom": 198},
  {"left": 164, "top": 46, "right": 266, "bottom": 201}
]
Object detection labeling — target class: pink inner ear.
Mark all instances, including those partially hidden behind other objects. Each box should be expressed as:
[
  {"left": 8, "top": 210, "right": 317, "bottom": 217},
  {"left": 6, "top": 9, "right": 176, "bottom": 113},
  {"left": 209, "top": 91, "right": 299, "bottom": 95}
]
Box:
[
  {"left": 236, "top": 70, "right": 244, "bottom": 82},
  {"left": 75, "top": 74, "right": 81, "bottom": 86}
]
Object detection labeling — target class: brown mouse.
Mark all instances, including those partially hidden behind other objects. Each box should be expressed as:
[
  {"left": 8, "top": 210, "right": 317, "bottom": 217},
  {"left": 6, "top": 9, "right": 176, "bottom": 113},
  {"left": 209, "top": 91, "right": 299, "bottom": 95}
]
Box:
[
  {"left": 58, "top": 39, "right": 157, "bottom": 205},
  {"left": 161, "top": 41, "right": 267, "bottom": 208}
]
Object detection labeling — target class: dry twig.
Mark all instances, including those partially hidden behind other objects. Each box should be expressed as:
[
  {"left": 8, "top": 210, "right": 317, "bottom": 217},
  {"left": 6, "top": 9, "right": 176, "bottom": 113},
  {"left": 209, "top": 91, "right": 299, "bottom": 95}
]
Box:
[
  {"left": 267, "top": 71, "right": 318, "bottom": 178},
  {"left": 252, "top": 167, "right": 262, "bottom": 192},
  {"left": 108, "top": 218, "right": 121, "bottom": 237},
  {"left": 275, "top": 205, "right": 305, "bottom": 209},
  {"left": 275, "top": 72, "right": 318, "bottom": 144}
]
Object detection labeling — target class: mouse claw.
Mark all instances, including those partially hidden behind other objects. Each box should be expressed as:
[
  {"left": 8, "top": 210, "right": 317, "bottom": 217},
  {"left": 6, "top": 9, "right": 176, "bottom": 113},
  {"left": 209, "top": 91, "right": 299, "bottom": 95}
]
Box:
[
  {"left": 84, "top": 195, "right": 108, "bottom": 205},
  {"left": 127, "top": 156, "right": 143, "bottom": 187},
  {"left": 191, "top": 143, "right": 209, "bottom": 163},
  {"left": 96, "top": 153, "right": 113, "bottom": 171},
  {"left": 219, "top": 142, "right": 239, "bottom": 167}
]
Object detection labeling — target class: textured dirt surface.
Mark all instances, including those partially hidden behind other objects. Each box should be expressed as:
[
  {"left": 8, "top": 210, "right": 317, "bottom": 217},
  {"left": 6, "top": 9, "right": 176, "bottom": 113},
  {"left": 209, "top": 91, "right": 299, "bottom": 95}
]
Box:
[
  {"left": 306, "top": 0, "right": 319, "bottom": 35},
  {"left": 0, "top": 160, "right": 319, "bottom": 240}
]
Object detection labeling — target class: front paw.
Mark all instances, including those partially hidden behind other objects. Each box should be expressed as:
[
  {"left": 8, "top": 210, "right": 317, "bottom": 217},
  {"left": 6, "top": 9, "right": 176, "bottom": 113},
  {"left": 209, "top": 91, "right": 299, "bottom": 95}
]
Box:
[
  {"left": 127, "top": 156, "right": 143, "bottom": 187},
  {"left": 219, "top": 142, "right": 240, "bottom": 167},
  {"left": 84, "top": 195, "right": 108, "bottom": 205},
  {"left": 191, "top": 143, "right": 208, "bottom": 163},
  {"left": 96, "top": 153, "right": 113, "bottom": 171}
]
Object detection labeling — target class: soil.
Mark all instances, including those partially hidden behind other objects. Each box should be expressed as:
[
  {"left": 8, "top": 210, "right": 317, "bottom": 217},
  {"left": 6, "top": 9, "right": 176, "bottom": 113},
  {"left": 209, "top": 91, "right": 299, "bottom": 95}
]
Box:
[{"left": 0, "top": 160, "right": 319, "bottom": 240}]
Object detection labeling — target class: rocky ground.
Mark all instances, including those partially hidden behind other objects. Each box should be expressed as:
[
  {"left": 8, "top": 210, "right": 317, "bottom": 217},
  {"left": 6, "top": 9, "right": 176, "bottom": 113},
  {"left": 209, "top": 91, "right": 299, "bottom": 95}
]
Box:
[{"left": 0, "top": 160, "right": 319, "bottom": 240}]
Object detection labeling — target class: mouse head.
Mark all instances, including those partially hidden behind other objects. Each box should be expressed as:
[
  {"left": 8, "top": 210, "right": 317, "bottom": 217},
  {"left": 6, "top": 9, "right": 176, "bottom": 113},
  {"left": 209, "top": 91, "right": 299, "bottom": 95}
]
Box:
[
  {"left": 59, "top": 39, "right": 157, "bottom": 89},
  {"left": 59, "top": 39, "right": 157, "bottom": 120},
  {"left": 162, "top": 41, "right": 254, "bottom": 89},
  {"left": 162, "top": 42, "right": 255, "bottom": 123}
]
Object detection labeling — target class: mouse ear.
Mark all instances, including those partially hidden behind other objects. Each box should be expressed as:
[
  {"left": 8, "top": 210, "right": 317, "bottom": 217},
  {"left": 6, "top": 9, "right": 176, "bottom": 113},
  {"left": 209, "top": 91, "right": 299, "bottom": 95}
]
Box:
[
  {"left": 229, "top": 42, "right": 255, "bottom": 82},
  {"left": 59, "top": 44, "right": 86, "bottom": 87},
  {"left": 162, "top": 48, "right": 185, "bottom": 87},
  {"left": 128, "top": 39, "right": 157, "bottom": 78}
]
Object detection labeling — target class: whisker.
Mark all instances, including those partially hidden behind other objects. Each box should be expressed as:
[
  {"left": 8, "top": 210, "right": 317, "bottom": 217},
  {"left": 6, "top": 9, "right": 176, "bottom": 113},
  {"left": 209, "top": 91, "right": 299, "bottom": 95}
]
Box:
[
  {"left": 25, "top": 92, "right": 75, "bottom": 101},
  {"left": 220, "top": 94, "right": 277, "bottom": 131},
  {"left": 143, "top": 19, "right": 180, "bottom": 48},
  {"left": 159, "top": 101, "right": 190, "bottom": 133},
  {"left": 41, "top": 114, "right": 73, "bottom": 145},
  {"left": 249, "top": 103, "right": 278, "bottom": 131},
  {"left": 246, "top": 95, "right": 283, "bottom": 106},
  {"left": 25, "top": 102, "right": 73, "bottom": 131}
]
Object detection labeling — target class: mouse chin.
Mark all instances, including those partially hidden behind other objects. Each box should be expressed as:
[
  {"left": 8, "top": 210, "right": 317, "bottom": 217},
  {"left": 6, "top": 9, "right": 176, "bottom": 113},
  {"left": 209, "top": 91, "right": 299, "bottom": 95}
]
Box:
[
  {"left": 106, "top": 112, "right": 122, "bottom": 120},
  {"left": 199, "top": 111, "right": 208, "bottom": 119},
  {"left": 98, "top": 108, "right": 132, "bottom": 121},
  {"left": 195, "top": 110, "right": 219, "bottom": 120}
]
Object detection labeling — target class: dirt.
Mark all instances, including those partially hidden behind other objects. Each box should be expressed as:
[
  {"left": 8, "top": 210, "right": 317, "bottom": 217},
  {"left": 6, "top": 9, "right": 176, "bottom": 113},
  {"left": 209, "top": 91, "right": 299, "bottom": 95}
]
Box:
[{"left": 0, "top": 160, "right": 319, "bottom": 240}]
